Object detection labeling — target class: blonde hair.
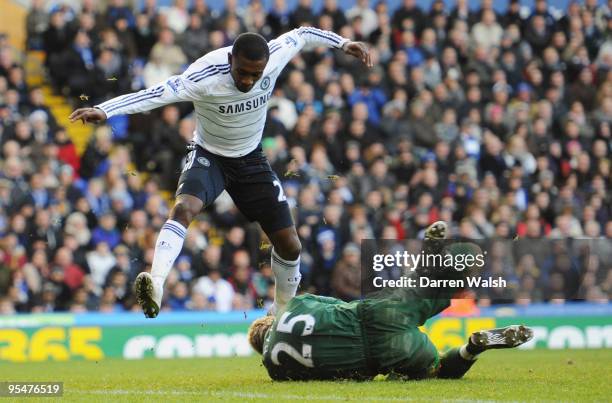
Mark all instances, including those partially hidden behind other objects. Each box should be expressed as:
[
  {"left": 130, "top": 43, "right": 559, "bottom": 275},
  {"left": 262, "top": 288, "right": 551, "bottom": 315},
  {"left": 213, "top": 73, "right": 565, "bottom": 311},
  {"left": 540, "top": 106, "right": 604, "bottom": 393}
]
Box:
[{"left": 247, "top": 316, "right": 274, "bottom": 355}]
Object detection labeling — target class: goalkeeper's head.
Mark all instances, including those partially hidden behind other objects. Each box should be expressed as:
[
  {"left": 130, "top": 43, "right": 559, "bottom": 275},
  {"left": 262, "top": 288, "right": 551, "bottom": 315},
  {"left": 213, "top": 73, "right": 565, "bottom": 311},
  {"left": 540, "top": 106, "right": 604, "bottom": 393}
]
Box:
[{"left": 248, "top": 316, "right": 274, "bottom": 355}]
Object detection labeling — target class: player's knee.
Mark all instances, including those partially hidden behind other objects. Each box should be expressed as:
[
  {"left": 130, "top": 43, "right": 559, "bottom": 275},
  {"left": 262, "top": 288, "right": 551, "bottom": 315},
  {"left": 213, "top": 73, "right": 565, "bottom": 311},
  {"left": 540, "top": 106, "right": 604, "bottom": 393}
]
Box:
[
  {"left": 291, "top": 237, "right": 303, "bottom": 258},
  {"left": 170, "top": 200, "right": 199, "bottom": 227},
  {"left": 279, "top": 235, "right": 302, "bottom": 261}
]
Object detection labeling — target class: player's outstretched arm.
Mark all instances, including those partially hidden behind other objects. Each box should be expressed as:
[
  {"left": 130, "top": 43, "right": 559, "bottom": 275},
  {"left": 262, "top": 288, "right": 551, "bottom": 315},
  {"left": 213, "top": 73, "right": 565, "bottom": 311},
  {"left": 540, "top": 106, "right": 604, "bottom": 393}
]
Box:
[
  {"left": 280, "top": 27, "right": 372, "bottom": 69},
  {"left": 70, "top": 74, "right": 203, "bottom": 124},
  {"left": 69, "top": 107, "right": 107, "bottom": 125}
]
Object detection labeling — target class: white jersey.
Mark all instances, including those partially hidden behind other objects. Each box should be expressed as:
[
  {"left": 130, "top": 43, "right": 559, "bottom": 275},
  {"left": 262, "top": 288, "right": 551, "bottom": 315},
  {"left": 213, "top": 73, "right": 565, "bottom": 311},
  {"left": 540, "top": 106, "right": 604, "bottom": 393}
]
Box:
[{"left": 95, "top": 27, "right": 349, "bottom": 157}]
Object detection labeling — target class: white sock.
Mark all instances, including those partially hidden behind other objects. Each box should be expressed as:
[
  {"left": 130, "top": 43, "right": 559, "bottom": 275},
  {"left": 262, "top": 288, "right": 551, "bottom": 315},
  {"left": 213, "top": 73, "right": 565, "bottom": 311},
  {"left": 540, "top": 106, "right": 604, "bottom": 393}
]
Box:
[
  {"left": 151, "top": 220, "right": 187, "bottom": 303},
  {"left": 270, "top": 248, "right": 301, "bottom": 313},
  {"left": 459, "top": 344, "right": 478, "bottom": 361}
]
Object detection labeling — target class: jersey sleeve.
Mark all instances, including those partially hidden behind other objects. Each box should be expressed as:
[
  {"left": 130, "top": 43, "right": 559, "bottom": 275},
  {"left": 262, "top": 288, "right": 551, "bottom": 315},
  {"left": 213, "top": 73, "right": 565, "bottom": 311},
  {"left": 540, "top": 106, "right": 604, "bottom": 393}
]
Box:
[
  {"left": 300, "top": 294, "right": 346, "bottom": 305},
  {"left": 94, "top": 71, "right": 206, "bottom": 118},
  {"left": 284, "top": 293, "right": 346, "bottom": 311},
  {"left": 271, "top": 27, "right": 350, "bottom": 70}
]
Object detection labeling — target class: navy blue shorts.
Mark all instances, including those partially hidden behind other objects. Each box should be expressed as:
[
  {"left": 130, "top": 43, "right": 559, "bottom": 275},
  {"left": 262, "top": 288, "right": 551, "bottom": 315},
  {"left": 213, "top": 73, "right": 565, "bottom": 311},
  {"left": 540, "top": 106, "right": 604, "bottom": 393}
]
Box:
[{"left": 176, "top": 143, "right": 294, "bottom": 235}]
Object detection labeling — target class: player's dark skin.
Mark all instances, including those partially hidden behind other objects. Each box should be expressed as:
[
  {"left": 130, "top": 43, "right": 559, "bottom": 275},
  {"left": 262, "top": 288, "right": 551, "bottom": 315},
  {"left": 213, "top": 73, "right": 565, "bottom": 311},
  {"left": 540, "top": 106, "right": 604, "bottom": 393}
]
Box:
[{"left": 69, "top": 41, "right": 371, "bottom": 261}]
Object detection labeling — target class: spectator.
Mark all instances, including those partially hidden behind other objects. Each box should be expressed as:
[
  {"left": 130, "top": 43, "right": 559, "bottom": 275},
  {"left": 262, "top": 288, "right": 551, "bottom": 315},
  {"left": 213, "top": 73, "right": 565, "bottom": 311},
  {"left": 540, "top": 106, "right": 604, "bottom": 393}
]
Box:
[
  {"left": 164, "top": 0, "right": 190, "bottom": 35},
  {"left": 346, "top": 0, "right": 378, "bottom": 38},
  {"left": 192, "top": 268, "right": 235, "bottom": 312},
  {"left": 52, "top": 246, "right": 84, "bottom": 291},
  {"left": 220, "top": 226, "right": 247, "bottom": 274},
  {"left": 25, "top": 87, "right": 57, "bottom": 129},
  {"left": 392, "top": 0, "right": 425, "bottom": 35},
  {"left": 471, "top": 9, "right": 503, "bottom": 51},
  {"left": 80, "top": 126, "right": 112, "bottom": 180},
  {"left": 105, "top": 269, "right": 130, "bottom": 306},
  {"left": 229, "top": 249, "right": 257, "bottom": 309},
  {"left": 331, "top": 242, "right": 361, "bottom": 301},
  {"left": 26, "top": 0, "right": 49, "bottom": 50},
  {"left": 320, "top": 0, "right": 347, "bottom": 32},
  {"left": 252, "top": 261, "right": 274, "bottom": 307},
  {"left": 91, "top": 212, "right": 121, "bottom": 249},
  {"left": 449, "top": 0, "right": 476, "bottom": 28},
  {"left": 290, "top": 0, "right": 316, "bottom": 28},
  {"left": 524, "top": 15, "right": 551, "bottom": 56},
  {"left": 347, "top": 80, "right": 387, "bottom": 127},
  {"left": 147, "top": 105, "right": 185, "bottom": 190},
  {"left": 192, "top": 244, "right": 222, "bottom": 278},
  {"left": 181, "top": 14, "right": 209, "bottom": 63},
  {"left": 146, "top": 29, "right": 187, "bottom": 83},
  {"left": 172, "top": 255, "right": 193, "bottom": 284},
  {"left": 168, "top": 281, "right": 189, "bottom": 310},
  {"left": 106, "top": 0, "right": 135, "bottom": 29},
  {"left": 43, "top": 11, "right": 72, "bottom": 69},
  {"left": 61, "top": 31, "right": 96, "bottom": 97},
  {"left": 86, "top": 241, "right": 116, "bottom": 291},
  {"left": 132, "top": 13, "right": 156, "bottom": 60}
]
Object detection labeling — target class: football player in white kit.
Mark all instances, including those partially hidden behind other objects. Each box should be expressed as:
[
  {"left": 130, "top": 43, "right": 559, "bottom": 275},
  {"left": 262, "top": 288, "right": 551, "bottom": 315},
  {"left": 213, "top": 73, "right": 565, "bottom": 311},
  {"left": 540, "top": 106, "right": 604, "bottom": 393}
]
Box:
[{"left": 69, "top": 27, "right": 371, "bottom": 318}]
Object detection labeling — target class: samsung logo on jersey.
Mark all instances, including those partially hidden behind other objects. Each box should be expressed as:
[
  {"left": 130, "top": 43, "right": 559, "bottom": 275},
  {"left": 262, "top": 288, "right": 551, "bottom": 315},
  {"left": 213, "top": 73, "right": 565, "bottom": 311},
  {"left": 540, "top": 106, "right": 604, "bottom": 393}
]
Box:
[{"left": 218, "top": 91, "right": 273, "bottom": 114}]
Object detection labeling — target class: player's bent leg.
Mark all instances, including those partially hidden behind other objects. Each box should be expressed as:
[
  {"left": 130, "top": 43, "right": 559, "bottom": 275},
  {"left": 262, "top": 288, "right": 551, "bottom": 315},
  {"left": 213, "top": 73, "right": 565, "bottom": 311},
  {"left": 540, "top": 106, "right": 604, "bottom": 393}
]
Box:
[
  {"left": 224, "top": 146, "right": 301, "bottom": 314},
  {"left": 169, "top": 194, "right": 204, "bottom": 228},
  {"left": 468, "top": 325, "right": 534, "bottom": 353},
  {"left": 268, "top": 226, "right": 302, "bottom": 261},
  {"left": 137, "top": 143, "right": 224, "bottom": 318},
  {"left": 437, "top": 325, "right": 534, "bottom": 379},
  {"left": 136, "top": 195, "right": 203, "bottom": 318},
  {"left": 267, "top": 226, "right": 302, "bottom": 314},
  {"left": 436, "top": 348, "right": 477, "bottom": 379}
]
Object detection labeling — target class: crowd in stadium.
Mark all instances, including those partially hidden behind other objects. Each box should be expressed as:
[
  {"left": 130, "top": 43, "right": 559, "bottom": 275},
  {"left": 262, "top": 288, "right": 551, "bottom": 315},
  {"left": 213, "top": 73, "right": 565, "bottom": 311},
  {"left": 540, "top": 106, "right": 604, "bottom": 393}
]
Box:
[{"left": 0, "top": 0, "right": 610, "bottom": 314}]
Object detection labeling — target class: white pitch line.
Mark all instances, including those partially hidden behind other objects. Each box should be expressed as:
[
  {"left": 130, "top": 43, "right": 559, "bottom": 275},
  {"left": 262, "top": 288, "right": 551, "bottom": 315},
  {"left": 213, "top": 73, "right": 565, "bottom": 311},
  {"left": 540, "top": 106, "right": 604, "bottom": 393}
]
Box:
[{"left": 70, "top": 389, "right": 522, "bottom": 403}]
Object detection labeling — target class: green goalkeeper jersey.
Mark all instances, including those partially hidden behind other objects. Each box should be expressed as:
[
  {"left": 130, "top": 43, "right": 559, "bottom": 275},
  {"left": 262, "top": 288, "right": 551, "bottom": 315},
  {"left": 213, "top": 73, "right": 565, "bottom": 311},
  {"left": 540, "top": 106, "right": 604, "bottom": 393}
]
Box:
[
  {"left": 261, "top": 293, "right": 447, "bottom": 381},
  {"left": 262, "top": 294, "right": 369, "bottom": 380}
]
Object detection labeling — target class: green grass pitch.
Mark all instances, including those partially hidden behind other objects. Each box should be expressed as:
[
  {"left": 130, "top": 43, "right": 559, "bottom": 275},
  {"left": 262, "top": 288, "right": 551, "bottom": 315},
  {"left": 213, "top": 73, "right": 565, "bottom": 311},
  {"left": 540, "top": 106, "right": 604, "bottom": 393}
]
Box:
[{"left": 2, "top": 349, "right": 610, "bottom": 402}]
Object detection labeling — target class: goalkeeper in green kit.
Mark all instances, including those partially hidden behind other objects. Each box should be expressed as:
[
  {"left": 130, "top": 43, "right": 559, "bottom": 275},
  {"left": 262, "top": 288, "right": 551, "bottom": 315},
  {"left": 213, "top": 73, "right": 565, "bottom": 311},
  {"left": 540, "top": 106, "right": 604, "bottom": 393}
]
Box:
[{"left": 249, "top": 222, "right": 533, "bottom": 381}]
